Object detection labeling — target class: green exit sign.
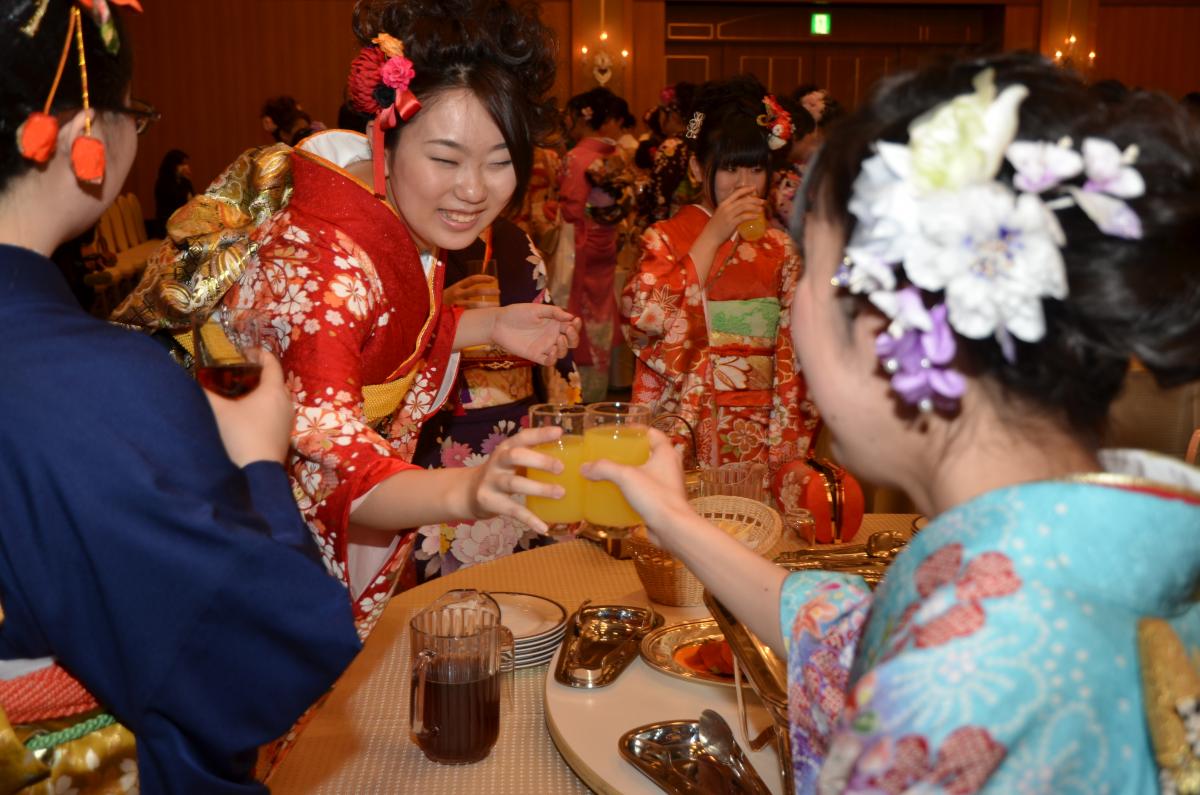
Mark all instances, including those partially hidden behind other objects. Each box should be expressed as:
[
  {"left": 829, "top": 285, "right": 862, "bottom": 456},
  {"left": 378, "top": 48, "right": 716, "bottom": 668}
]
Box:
[{"left": 811, "top": 12, "right": 831, "bottom": 35}]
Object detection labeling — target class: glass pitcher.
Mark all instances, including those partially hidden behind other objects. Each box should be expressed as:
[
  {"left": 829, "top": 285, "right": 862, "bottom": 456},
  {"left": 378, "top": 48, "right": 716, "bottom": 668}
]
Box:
[{"left": 409, "top": 590, "right": 514, "bottom": 764}]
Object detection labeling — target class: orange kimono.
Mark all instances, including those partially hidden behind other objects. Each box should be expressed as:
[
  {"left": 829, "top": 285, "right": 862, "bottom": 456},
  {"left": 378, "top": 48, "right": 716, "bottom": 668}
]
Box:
[{"left": 621, "top": 204, "right": 818, "bottom": 493}]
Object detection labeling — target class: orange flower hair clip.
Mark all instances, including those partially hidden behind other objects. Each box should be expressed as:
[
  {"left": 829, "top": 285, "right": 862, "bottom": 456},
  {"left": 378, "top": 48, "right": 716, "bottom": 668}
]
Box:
[{"left": 17, "top": 0, "right": 143, "bottom": 182}]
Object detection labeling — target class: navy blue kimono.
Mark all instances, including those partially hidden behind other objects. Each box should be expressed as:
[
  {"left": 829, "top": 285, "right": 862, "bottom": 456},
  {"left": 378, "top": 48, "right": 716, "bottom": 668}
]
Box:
[{"left": 0, "top": 244, "right": 361, "bottom": 792}]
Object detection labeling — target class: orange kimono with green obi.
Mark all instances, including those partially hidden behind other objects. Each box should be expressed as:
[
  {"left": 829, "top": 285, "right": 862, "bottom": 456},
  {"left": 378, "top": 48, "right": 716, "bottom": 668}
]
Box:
[{"left": 622, "top": 204, "right": 818, "bottom": 493}]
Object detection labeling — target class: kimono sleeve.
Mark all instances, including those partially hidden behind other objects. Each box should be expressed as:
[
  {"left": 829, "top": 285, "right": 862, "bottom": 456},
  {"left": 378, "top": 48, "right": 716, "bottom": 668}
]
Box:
[
  {"left": 622, "top": 223, "right": 708, "bottom": 397},
  {"left": 235, "top": 224, "right": 420, "bottom": 548},
  {"left": 779, "top": 570, "right": 873, "bottom": 793},
  {"left": 769, "top": 244, "right": 818, "bottom": 474}
]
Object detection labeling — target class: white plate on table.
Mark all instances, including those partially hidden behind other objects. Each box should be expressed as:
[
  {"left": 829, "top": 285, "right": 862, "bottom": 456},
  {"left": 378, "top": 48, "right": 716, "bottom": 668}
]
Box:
[{"left": 493, "top": 591, "right": 568, "bottom": 643}]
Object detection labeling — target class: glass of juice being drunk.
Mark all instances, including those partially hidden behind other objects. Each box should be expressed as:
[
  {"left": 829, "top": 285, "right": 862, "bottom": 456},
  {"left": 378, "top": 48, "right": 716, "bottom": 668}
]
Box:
[
  {"left": 525, "top": 404, "right": 587, "bottom": 535},
  {"left": 583, "top": 402, "right": 652, "bottom": 539}
]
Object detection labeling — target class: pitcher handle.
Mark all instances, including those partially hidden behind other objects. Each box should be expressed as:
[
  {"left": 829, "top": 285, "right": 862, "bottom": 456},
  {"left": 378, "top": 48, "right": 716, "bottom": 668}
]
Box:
[
  {"left": 410, "top": 648, "right": 436, "bottom": 737},
  {"left": 498, "top": 625, "right": 515, "bottom": 710}
]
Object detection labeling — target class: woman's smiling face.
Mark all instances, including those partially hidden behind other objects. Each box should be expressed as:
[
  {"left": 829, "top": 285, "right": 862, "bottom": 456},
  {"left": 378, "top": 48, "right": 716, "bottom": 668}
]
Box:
[{"left": 387, "top": 87, "right": 517, "bottom": 253}]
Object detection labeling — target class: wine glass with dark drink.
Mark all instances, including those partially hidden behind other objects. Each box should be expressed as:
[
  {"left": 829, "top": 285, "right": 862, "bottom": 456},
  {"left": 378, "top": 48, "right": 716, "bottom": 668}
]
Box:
[{"left": 192, "top": 308, "right": 267, "bottom": 399}]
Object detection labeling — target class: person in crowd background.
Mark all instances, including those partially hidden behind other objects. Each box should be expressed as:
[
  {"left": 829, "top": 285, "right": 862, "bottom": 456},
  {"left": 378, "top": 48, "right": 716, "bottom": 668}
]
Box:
[
  {"left": 560, "top": 86, "right": 635, "bottom": 401},
  {"left": 638, "top": 81, "right": 699, "bottom": 226},
  {"left": 261, "top": 94, "right": 323, "bottom": 145},
  {"left": 0, "top": 1, "right": 359, "bottom": 789},
  {"left": 152, "top": 148, "right": 193, "bottom": 233},
  {"left": 622, "top": 75, "right": 818, "bottom": 498},
  {"left": 768, "top": 95, "right": 817, "bottom": 231}
]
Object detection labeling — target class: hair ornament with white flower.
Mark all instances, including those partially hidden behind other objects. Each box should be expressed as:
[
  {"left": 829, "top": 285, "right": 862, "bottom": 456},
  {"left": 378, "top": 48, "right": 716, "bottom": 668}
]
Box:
[
  {"left": 834, "top": 67, "right": 1146, "bottom": 413},
  {"left": 757, "top": 95, "right": 793, "bottom": 150},
  {"left": 347, "top": 31, "right": 421, "bottom": 198},
  {"left": 685, "top": 111, "right": 705, "bottom": 140}
]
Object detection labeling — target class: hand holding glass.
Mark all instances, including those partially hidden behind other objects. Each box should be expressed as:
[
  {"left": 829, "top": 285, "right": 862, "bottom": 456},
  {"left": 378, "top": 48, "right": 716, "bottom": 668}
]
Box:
[
  {"left": 525, "top": 404, "right": 587, "bottom": 535},
  {"left": 583, "top": 402, "right": 651, "bottom": 538},
  {"left": 192, "top": 308, "right": 266, "bottom": 399}
]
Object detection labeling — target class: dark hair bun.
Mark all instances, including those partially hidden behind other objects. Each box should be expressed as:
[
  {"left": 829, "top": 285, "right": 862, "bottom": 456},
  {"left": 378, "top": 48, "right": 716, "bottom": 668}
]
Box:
[
  {"left": 351, "top": 0, "right": 558, "bottom": 210},
  {"left": 808, "top": 52, "right": 1200, "bottom": 434}
]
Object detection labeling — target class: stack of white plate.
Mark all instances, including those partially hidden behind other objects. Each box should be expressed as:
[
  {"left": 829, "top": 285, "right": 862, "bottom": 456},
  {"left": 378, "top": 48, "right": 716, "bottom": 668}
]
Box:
[{"left": 492, "top": 591, "right": 568, "bottom": 669}]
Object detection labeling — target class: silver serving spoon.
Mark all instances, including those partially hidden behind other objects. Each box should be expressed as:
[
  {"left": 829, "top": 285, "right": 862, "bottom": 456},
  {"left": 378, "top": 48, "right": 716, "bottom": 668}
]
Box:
[{"left": 698, "top": 710, "right": 772, "bottom": 795}]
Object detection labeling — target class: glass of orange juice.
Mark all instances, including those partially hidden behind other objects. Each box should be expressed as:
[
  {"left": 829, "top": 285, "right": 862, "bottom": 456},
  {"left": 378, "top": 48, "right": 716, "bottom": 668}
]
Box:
[
  {"left": 525, "top": 404, "right": 587, "bottom": 535},
  {"left": 583, "top": 402, "right": 652, "bottom": 539},
  {"left": 737, "top": 212, "right": 767, "bottom": 241}
]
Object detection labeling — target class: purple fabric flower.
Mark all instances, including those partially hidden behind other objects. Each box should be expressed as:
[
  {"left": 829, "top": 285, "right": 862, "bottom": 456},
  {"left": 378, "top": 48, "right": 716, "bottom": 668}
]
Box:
[{"left": 875, "top": 303, "right": 965, "bottom": 411}]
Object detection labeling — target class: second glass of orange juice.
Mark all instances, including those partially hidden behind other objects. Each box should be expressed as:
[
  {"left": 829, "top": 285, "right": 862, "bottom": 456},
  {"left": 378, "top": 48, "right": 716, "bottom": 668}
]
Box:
[
  {"left": 525, "top": 404, "right": 587, "bottom": 534},
  {"left": 583, "top": 402, "right": 651, "bottom": 538}
]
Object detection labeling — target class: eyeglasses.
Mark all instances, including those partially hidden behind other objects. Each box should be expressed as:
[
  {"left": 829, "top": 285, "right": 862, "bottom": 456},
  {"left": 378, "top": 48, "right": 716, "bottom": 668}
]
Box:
[{"left": 113, "top": 98, "right": 161, "bottom": 135}]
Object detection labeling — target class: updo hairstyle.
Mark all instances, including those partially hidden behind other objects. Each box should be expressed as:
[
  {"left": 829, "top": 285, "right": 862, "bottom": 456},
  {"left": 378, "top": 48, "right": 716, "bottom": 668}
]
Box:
[
  {"left": 803, "top": 53, "right": 1200, "bottom": 436},
  {"left": 0, "top": 0, "right": 132, "bottom": 194},
  {"left": 352, "top": 0, "right": 558, "bottom": 210},
  {"left": 567, "top": 87, "right": 625, "bottom": 132},
  {"left": 689, "top": 75, "right": 786, "bottom": 204}
]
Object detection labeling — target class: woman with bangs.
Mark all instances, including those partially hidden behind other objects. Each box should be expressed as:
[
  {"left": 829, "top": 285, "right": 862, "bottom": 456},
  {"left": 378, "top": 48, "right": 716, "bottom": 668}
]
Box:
[{"left": 622, "top": 76, "right": 818, "bottom": 499}]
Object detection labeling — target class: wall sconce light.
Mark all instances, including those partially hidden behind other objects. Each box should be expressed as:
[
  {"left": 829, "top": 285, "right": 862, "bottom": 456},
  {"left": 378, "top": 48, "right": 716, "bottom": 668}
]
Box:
[
  {"left": 578, "top": 0, "right": 629, "bottom": 85},
  {"left": 1053, "top": 34, "right": 1095, "bottom": 71}
]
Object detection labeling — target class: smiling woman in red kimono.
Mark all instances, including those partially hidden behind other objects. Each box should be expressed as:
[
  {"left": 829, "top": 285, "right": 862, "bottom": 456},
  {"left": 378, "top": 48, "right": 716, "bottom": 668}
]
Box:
[
  {"left": 118, "top": 0, "right": 577, "bottom": 640},
  {"left": 622, "top": 77, "right": 818, "bottom": 495}
]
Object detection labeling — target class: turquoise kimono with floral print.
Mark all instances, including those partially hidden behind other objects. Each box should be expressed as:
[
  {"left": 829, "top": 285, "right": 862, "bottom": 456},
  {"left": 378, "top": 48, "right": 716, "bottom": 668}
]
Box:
[{"left": 781, "top": 450, "right": 1200, "bottom": 794}]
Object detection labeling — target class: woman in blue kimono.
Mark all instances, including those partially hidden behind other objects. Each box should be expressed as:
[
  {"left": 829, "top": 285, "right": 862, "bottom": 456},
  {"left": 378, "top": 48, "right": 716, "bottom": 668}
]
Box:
[
  {"left": 0, "top": 1, "right": 359, "bottom": 791},
  {"left": 586, "top": 53, "right": 1200, "bottom": 793}
]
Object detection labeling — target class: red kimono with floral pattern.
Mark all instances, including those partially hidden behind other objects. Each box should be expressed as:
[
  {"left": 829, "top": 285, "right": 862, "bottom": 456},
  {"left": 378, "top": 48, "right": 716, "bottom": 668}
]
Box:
[
  {"left": 223, "top": 132, "right": 461, "bottom": 638},
  {"left": 621, "top": 204, "right": 818, "bottom": 494}
]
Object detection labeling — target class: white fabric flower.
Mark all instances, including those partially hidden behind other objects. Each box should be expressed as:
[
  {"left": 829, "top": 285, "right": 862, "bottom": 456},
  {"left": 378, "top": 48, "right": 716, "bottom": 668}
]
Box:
[
  {"left": 906, "top": 68, "right": 1028, "bottom": 193},
  {"left": 906, "top": 184, "right": 1067, "bottom": 342}
]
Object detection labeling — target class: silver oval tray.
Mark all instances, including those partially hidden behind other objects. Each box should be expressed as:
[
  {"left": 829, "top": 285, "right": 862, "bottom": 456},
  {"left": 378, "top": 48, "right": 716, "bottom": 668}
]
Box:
[
  {"left": 640, "top": 619, "right": 736, "bottom": 688},
  {"left": 553, "top": 604, "right": 663, "bottom": 688},
  {"left": 618, "top": 719, "right": 770, "bottom": 794}
]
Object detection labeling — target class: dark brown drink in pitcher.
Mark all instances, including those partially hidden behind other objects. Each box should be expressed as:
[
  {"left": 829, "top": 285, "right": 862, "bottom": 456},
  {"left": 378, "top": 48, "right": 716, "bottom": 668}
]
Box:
[{"left": 412, "top": 658, "right": 500, "bottom": 764}]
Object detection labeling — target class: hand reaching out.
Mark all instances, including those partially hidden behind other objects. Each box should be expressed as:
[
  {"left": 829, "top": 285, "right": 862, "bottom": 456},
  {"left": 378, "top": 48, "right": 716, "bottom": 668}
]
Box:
[{"left": 490, "top": 303, "right": 581, "bottom": 365}]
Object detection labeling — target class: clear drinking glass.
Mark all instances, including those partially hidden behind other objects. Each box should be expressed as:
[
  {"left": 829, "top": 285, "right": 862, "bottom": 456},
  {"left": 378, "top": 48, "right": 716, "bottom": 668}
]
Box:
[
  {"left": 409, "top": 590, "right": 514, "bottom": 765},
  {"left": 784, "top": 508, "right": 817, "bottom": 546},
  {"left": 583, "top": 402, "right": 652, "bottom": 539},
  {"left": 462, "top": 258, "right": 500, "bottom": 308},
  {"left": 192, "top": 307, "right": 266, "bottom": 399},
  {"left": 525, "top": 403, "right": 587, "bottom": 535}
]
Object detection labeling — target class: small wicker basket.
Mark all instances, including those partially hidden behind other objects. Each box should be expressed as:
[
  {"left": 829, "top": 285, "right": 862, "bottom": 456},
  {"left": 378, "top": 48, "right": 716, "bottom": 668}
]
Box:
[{"left": 627, "top": 496, "right": 783, "bottom": 606}]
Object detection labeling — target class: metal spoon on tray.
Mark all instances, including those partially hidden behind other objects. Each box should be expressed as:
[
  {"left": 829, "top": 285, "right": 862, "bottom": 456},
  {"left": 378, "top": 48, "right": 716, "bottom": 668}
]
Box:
[{"left": 697, "top": 709, "right": 772, "bottom": 795}]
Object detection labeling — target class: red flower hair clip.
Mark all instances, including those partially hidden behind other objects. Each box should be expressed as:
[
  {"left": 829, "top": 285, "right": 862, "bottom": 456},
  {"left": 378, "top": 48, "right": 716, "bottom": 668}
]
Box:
[
  {"left": 347, "top": 32, "right": 422, "bottom": 197},
  {"left": 757, "top": 95, "right": 793, "bottom": 151}
]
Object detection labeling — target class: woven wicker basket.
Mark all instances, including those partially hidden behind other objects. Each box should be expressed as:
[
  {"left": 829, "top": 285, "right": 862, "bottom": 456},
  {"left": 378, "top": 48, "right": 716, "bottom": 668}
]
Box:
[{"left": 627, "top": 496, "right": 783, "bottom": 606}]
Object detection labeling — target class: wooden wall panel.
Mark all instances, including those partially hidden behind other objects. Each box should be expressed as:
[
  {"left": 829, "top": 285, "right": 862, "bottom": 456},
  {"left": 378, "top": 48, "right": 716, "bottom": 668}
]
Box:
[
  {"left": 1002, "top": 5, "right": 1041, "bottom": 50},
  {"left": 122, "top": 0, "right": 359, "bottom": 221},
  {"left": 541, "top": 0, "right": 575, "bottom": 106},
  {"left": 631, "top": 0, "right": 668, "bottom": 129},
  {"left": 1094, "top": 4, "right": 1200, "bottom": 97}
]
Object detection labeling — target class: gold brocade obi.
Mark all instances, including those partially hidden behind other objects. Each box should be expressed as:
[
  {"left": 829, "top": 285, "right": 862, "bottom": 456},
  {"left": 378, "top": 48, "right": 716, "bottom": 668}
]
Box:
[{"left": 112, "top": 139, "right": 428, "bottom": 424}]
